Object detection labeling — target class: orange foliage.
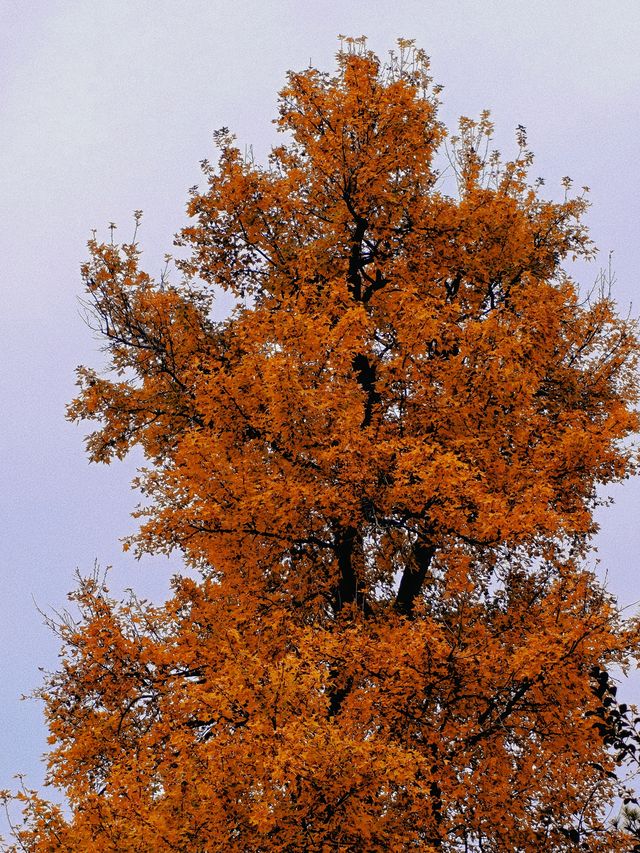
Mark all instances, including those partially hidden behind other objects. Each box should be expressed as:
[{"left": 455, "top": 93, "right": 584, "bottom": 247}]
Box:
[{"left": 5, "top": 39, "right": 640, "bottom": 851}]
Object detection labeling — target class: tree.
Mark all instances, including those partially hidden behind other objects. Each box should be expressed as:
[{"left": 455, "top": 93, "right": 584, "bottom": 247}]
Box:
[{"left": 4, "top": 37, "right": 640, "bottom": 851}]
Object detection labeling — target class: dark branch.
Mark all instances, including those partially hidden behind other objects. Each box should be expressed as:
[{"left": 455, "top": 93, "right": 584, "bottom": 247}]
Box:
[
  {"left": 332, "top": 526, "right": 373, "bottom": 617},
  {"left": 394, "top": 541, "right": 436, "bottom": 617},
  {"left": 352, "top": 353, "right": 381, "bottom": 429}
]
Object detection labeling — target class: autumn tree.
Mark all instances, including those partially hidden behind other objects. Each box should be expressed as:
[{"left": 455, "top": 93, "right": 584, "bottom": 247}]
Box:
[{"left": 5, "top": 38, "right": 640, "bottom": 851}]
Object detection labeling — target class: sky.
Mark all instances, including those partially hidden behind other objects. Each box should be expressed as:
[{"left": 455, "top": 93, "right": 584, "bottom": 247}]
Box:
[{"left": 1, "top": 0, "right": 640, "bottom": 823}]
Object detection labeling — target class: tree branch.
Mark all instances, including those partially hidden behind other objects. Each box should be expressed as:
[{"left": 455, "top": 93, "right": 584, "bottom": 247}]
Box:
[{"left": 394, "top": 541, "right": 436, "bottom": 617}]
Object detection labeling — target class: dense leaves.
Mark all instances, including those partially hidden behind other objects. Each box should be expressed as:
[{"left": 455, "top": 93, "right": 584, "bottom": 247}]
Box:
[{"left": 5, "top": 39, "right": 640, "bottom": 851}]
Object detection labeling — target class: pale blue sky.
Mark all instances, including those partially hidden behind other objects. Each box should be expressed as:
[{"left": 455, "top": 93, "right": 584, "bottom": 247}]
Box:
[{"left": 2, "top": 0, "right": 639, "bottom": 816}]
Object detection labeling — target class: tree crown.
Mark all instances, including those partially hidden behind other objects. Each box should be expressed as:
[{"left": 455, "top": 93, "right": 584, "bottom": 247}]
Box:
[{"left": 6, "top": 39, "right": 640, "bottom": 852}]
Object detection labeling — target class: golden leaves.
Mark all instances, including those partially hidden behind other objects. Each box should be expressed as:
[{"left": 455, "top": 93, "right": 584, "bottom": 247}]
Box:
[{"left": 8, "top": 40, "right": 640, "bottom": 853}]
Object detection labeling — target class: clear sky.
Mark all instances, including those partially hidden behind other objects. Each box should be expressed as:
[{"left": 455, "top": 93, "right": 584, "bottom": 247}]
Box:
[{"left": 1, "top": 0, "right": 639, "bottom": 819}]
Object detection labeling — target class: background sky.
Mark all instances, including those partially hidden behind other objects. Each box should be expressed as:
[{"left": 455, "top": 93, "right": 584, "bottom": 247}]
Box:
[{"left": 2, "top": 0, "right": 640, "bottom": 826}]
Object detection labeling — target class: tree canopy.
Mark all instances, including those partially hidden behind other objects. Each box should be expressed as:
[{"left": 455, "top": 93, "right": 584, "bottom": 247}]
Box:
[{"left": 5, "top": 38, "right": 640, "bottom": 851}]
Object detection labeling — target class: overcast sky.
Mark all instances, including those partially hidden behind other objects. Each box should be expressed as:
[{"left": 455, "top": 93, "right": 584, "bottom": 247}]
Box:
[{"left": 2, "top": 0, "right": 640, "bottom": 818}]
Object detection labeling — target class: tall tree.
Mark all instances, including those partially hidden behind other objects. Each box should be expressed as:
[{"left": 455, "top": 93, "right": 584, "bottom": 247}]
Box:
[{"left": 5, "top": 38, "right": 640, "bottom": 851}]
